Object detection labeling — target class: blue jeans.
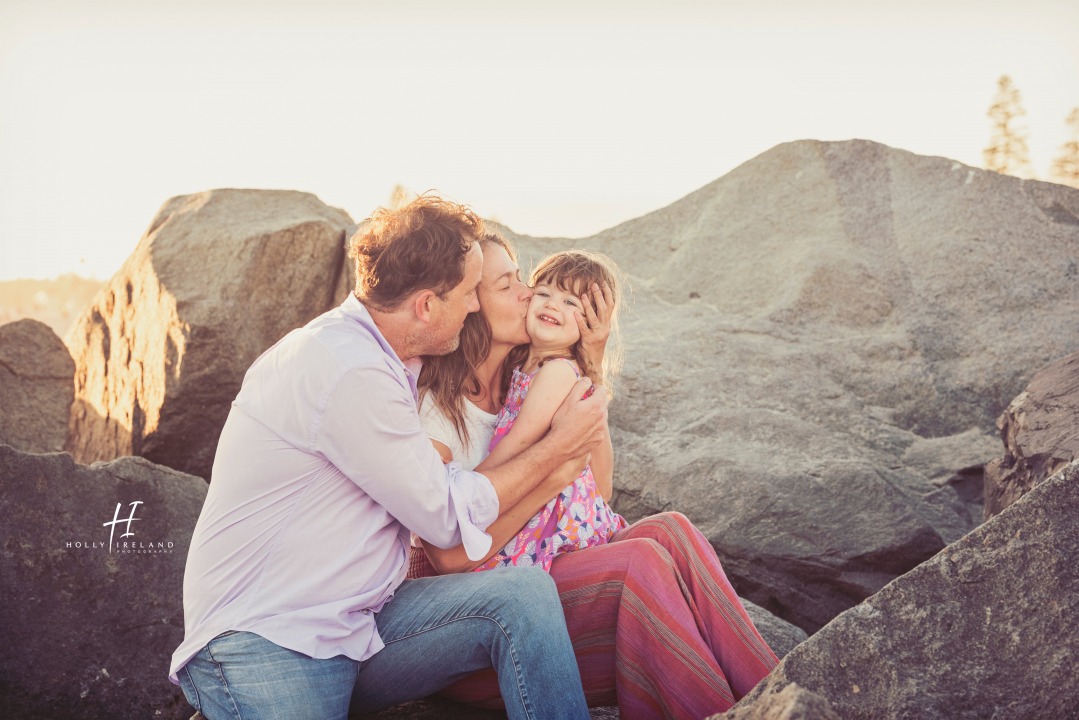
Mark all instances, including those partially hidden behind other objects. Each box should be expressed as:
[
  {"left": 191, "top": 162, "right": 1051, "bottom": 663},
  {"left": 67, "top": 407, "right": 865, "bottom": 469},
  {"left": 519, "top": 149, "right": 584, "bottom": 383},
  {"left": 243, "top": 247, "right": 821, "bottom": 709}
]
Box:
[{"left": 178, "top": 567, "right": 588, "bottom": 719}]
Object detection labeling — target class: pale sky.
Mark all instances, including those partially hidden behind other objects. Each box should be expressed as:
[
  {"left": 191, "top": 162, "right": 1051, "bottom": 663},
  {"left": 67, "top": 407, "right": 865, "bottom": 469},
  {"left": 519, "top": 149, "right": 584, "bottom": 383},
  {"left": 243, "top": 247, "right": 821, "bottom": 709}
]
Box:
[{"left": 1, "top": 0, "right": 1077, "bottom": 281}]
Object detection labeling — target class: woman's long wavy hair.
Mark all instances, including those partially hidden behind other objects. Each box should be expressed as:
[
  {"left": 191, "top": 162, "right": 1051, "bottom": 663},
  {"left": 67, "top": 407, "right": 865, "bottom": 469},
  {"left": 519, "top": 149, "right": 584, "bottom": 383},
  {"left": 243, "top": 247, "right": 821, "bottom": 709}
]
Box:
[{"left": 418, "top": 232, "right": 518, "bottom": 453}]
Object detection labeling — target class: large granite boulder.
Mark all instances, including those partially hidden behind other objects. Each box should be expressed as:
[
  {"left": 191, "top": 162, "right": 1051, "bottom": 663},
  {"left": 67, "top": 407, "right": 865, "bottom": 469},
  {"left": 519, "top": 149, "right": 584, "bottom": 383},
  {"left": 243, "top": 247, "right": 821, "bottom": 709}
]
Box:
[
  {"left": 711, "top": 683, "right": 838, "bottom": 720},
  {"left": 65, "top": 189, "right": 354, "bottom": 479},
  {"left": 504, "top": 139, "right": 1079, "bottom": 631},
  {"left": 0, "top": 446, "right": 207, "bottom": 720},
  {"left": 726, "top": 459, "right": 1079, "bottom": 719},
  {"left": 984, "top": 348, "right": 1079, "bottom": 518},
  {"left": 742, "top": 599, "right": 807, "bottom": 660},
  {"left": 0, "top": 318, "right": 75, "bottom": 453}
]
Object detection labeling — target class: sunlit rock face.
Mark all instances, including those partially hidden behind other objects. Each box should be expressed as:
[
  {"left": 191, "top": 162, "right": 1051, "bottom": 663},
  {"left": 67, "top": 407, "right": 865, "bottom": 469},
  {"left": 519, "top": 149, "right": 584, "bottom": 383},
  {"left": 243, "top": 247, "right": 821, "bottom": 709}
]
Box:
[
  {"left": 65, "top": 189, "right": 353, "bottom": 479},
  {"left": 503, "top": 139, "right": 1079, "bottom": 631},
  {"left": 984, "top": 348, "right": 1079, "bottom": 519},
  {"left": 0, "top": 318, "right": 74, "bottom": 453}
]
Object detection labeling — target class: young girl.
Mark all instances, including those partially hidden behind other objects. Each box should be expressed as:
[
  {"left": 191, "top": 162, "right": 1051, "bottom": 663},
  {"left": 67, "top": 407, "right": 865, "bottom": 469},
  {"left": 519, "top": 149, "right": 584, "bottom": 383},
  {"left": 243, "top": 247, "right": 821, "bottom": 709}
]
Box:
[{"left": 473, "top": 250, "right": 627, "bottom": 572}]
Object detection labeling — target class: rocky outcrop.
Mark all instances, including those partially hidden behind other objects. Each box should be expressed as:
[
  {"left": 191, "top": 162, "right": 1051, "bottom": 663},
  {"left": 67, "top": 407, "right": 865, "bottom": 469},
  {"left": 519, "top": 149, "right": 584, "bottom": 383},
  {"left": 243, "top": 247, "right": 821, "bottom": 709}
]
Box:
[
  {"left": 726, "top": 460, "right": 1079, "bottom": 720},
  {"left": 53, "top": 142, "right": 1079, "bottom": 636},
  {"left": 742, "top": 599, "right": 807, "bottom": 660},
  {"left": 711, "top": 683, "right": 838, "bottom": 720},
  {"left": 984, "top": 349, "right": 1079, "bottom": 518},
  {"left": 507, "top": 140, "right": 1079, "bottom": 631},
  {"left": 65, "top": 189, "right": 353, "bottom": 479},
  {"left": 0, "top": 318, "right": 75, "bottom": 453},
  {"left": 0, "top": 446, "right": 207, "bottom": 720}
]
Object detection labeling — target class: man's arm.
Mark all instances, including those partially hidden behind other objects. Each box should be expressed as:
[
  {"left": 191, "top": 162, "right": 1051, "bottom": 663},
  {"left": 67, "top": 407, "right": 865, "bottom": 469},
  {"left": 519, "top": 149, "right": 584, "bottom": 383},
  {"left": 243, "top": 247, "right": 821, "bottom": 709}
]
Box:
[
  {"left": 421, "top": 452, "right": 584, "bottom": 573},
  {"left": 316, "top": 364, "right": 606, "bottom": 560},
  {"left": 315, "top": 364, "right": 500, "bottom": 559}
]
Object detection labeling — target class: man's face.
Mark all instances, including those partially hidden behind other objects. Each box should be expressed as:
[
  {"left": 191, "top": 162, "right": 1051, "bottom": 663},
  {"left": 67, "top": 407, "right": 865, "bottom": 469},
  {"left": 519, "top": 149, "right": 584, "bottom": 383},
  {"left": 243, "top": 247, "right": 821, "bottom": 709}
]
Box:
[{"left": 424, "top": 241, "right": 483, "bottom": 355}]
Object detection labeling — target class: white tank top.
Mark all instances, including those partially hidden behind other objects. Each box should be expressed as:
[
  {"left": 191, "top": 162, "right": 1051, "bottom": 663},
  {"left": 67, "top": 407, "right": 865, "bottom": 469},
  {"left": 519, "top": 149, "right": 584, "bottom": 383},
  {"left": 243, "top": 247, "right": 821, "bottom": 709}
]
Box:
[{"left": 418, "top": 393, "right": 498, "bottom": 471}]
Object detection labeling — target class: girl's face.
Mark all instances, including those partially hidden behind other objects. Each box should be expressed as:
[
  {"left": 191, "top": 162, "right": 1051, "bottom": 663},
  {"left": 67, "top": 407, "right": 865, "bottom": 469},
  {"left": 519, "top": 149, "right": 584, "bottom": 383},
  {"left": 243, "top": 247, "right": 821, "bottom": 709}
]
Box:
[
  {"left": 525, "top": 279, "right": 584, "bottom": 351},
  {"left": 478, "top": 243, "right": 532, "bottom": 347}
]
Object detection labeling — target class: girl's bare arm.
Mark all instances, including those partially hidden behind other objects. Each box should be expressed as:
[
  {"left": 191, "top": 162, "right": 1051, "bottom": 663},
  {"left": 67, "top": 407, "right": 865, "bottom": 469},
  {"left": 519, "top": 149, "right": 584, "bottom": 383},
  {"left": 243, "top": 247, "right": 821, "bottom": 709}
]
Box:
[
  {"left": 421, "top": 436, "right": 585, "bottom": 573},
  {"left": 475, "top": 360, "right": 580, "bottom": 473},
  {"left": 421, "top": 362, "right": 586, "bottom": 572}
]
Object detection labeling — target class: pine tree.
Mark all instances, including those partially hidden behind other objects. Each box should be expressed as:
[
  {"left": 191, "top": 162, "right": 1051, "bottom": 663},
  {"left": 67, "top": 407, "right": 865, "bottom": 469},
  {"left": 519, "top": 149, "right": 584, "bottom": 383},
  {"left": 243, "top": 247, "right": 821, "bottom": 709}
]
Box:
[
  {"left": 983, "top": 75, "right": 1033, "bottom": 177},
  {"left": 1050, "top": 108, "right": 1079, "bottom": 189}
]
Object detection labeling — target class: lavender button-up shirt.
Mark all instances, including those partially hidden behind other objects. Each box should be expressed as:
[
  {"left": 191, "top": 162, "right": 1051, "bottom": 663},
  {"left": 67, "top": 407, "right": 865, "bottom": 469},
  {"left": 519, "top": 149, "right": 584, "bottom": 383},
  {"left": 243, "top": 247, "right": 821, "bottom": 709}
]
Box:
[{"left": 169, "top": 294, "right": 499, "bottom": 684}]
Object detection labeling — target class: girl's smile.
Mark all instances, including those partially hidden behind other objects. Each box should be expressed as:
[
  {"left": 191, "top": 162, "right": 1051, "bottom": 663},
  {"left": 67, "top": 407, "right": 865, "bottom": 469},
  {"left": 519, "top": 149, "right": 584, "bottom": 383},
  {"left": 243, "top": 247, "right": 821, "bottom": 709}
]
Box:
[{"left": 536, "top": 312, "right": 562, "bottom": 326}]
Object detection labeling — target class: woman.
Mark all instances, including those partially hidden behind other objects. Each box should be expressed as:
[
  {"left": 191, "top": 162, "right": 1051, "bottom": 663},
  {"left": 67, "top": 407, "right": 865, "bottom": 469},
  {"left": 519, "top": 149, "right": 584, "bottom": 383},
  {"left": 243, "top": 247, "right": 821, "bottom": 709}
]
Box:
[{"left": 413, "top": 233, "right": 779, "bottom": 719}]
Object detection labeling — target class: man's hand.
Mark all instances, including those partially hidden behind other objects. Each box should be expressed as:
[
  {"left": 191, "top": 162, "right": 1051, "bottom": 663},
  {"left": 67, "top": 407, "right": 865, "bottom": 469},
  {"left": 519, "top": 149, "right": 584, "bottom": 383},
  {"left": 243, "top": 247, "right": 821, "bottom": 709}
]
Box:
[
  {"left": 541, "top": 452, "right": 591, "bottom": 494},
  {"left": 574, "top": 282, "right": 614, "bottom": 383},
  {"left": 548, "top": 378, "right": 608, "bottom": 461}
]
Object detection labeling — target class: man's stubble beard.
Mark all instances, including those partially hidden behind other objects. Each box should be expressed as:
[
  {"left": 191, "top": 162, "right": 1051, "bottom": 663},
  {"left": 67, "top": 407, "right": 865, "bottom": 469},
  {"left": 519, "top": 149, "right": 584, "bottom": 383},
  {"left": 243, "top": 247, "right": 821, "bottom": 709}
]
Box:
[{"left": 408, "top": 325, "right": 461, "bottom": 358}]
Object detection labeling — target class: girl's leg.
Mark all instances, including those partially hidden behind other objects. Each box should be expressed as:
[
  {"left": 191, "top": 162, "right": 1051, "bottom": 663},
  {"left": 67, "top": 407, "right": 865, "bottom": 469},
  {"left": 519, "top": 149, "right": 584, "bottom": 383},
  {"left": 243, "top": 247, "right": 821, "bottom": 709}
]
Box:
[
  {"left": 436, "top": 539, "right": 738, "bottom": 718},
  {"left": 611, "top": 512, "right": 779, "bottom": 698},
  {"left": 551, "top": 538, "right": 738, "bottom": 719},
  {"left": 434, "top": 513, "right": 779, "bottom": 717}
]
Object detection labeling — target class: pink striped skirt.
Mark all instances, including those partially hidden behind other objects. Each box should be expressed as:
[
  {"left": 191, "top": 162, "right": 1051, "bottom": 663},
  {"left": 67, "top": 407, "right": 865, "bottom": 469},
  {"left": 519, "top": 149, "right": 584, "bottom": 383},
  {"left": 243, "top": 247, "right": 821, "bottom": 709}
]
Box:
[{"left": 408, "top": 511, "right": 779, "bottom": 719}]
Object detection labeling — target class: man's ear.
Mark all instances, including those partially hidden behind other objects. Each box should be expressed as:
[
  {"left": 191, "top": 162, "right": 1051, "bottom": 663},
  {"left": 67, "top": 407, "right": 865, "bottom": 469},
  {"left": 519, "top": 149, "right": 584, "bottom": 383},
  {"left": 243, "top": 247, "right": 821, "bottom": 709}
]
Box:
[{"left": 413, "top": 290, "right": 438, "bottom": 323}]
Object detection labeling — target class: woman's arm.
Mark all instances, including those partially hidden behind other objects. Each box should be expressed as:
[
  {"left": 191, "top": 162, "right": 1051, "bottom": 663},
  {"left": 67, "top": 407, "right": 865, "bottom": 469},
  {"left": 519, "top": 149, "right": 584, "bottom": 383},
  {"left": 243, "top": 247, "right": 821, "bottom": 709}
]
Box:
[
  {"left": 575, "top": 282, "right": 616, "bottom": 497},
  {"left": 575, "top": 281, "right": 614, "bottom": 385},
  {"left": 590, "top": 422, "right": 614, "bottom": 500},
  {"left": 431, "top": 439, "right": 453, "bottom": 464}
]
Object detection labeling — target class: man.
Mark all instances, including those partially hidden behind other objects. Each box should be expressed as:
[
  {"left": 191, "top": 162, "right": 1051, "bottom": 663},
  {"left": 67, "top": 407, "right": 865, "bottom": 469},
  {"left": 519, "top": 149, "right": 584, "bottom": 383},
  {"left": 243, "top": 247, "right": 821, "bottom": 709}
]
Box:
[{"left": 169, "top": 195, "right": 604, "bottom": 719}]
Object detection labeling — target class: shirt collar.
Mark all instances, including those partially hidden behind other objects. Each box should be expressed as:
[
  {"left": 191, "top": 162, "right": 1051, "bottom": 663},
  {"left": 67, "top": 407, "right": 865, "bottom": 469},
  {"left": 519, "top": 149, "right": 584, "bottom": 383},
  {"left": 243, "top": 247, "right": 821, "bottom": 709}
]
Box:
[{"left": 340, "top": 292, "right": 424, "bottom": 387}]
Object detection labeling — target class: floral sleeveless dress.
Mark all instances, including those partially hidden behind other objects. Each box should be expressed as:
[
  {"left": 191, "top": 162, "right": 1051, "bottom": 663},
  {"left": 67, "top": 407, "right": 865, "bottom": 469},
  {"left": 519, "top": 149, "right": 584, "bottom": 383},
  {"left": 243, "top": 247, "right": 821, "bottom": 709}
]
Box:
[{"left": 474, "top": 361, "right": 626, "bottom": 572}]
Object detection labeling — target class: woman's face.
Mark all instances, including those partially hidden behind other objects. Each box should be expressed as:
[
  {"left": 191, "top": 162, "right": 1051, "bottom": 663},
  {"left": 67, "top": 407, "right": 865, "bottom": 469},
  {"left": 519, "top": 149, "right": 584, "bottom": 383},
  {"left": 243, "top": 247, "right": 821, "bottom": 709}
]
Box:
[{"left": 478, "top": 242, "right": 532, "bottom": 347}]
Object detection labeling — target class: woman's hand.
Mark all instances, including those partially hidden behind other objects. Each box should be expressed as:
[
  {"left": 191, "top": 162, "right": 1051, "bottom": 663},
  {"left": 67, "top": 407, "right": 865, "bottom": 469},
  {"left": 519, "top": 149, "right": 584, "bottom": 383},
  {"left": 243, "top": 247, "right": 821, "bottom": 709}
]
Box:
[{"left": 575, "top": 281, "right": 614, "bottom": 383}]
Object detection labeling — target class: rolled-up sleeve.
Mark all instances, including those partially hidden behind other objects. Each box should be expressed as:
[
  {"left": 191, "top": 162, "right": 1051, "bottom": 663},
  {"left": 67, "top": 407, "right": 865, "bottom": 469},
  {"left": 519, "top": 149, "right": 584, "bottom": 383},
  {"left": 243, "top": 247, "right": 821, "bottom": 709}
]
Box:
[
  {"left": 445, "top": 462, "right": 498, "bottom": 559},
  {"left": 314, "top": 363, "right": 498, "bottom": 561}
]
